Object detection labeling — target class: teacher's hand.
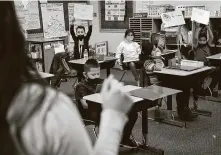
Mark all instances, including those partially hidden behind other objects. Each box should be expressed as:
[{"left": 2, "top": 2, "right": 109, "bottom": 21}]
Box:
[{"left": 101, "top": 75, "right": 134, "bottom": 115}]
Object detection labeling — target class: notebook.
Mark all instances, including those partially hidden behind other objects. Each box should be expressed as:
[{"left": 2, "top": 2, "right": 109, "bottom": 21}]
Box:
[{"left": 129, "top": 88, "right": 162, "bottom": 101}]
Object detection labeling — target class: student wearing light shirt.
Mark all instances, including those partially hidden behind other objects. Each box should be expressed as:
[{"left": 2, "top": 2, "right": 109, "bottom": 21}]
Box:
[
  {"left": 116, "top": 29, "right": 141, "bottom": 86},
  {"left": 0, "top": 2, "right": 135, "bottom": 155}
]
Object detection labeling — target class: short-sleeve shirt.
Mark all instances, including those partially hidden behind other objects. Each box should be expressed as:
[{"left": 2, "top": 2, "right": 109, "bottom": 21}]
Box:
[{"left": 194, "top": 44, "right": 211, "bottom": 65}]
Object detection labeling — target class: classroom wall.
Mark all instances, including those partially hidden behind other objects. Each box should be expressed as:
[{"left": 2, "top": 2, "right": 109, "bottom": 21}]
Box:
[{"left": 89, "top": 0, "right": 221, "bottom": 54}]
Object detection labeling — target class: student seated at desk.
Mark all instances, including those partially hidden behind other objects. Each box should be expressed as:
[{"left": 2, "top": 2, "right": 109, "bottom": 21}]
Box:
[
  {"left": 192, "top": 24, "right": 220, "bottom": 99},
  {"left": 141, "top": 41, "right": 164, "bottom": 86},
  {"left": 75, "top": 59, "right": 138, "bottom": 148},
  {"left": 116, "top": 29, "right": 141, "bottom": 86}
]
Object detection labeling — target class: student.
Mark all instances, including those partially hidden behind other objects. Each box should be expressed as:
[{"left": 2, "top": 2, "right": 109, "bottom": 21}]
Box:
[
  {"left": 70, "top": 18, "right": 92, "bottom": 82},
  {"left": 193, "top": 23, "right": 220, "bottom": 98},
  {"left": 116, "top": 29, "right": 141, "bottom": 86},
  {"left": 1, "top": 2, "right": 135, "bottom": 154},
  {"left": 75, "top": 59, "right": 138, "bottom": 148}
]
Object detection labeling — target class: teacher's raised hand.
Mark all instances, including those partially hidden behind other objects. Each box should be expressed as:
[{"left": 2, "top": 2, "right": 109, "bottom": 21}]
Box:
[{"left": 101, "top": 75, "right": 134, "bottom": 115}]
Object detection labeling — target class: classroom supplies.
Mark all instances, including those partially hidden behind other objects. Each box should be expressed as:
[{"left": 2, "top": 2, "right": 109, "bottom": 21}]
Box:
[
  {"left": 129, "top": 88, "right": 162, "bottom": 101},
  {"left": 180, "top": 60, "right": 204, "bottom": 68},
  {"left": 41, "top": 3, "right": 67, "bottom": 38},
  {"left": 191, "top": 8, "right": 210, "bottom": 25},
  {"left": 161, "top": 10, "right": 185, "bottom": 28},
  {"left": 74, "top": 4, "right": 93, "bottom": 20},
  {"left": 95, "top": 41, "right": 108, "bottom": 56}
]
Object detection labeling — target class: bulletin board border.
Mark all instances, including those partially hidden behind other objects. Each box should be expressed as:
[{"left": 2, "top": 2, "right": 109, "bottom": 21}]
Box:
[{"left": 99, "top": 0, "right": 133, "bottom": 33}]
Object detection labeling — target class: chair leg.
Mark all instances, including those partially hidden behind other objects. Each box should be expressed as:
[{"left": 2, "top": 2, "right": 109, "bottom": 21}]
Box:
[
  {"left": 120, "top": 71, "right": 127, "bottom": 82},
  {"left": 55, "top": 79, "right": 63, "bottom": 88}
]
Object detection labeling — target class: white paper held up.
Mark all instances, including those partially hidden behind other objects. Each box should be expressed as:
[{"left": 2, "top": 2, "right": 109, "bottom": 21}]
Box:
[
  {"left": 161, "top": 10, "right": 185, "bottom": 28},
  {"left": 74, "top": 4, "right": 93, "bottom": 20},
  {"left": 191, "top": 8, "right": 210, "bottom": 25}
]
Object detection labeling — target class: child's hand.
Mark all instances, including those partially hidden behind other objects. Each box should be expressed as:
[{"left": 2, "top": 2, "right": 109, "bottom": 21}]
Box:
[
  {"left": 101, "top": 75, "right": 134, "bottom": 115},
  {"left": 71, "top": 18, "right": 75, "bottom": 24},
  {"left": 155, "top": 66, "right": 162, "bottom": 71}
]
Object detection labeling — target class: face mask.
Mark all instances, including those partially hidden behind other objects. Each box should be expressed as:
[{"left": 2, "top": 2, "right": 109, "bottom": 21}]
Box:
[
  {"left": 198, "top": 43, "right": 206, "bottom": 47},
  {"left": 127, "top": 36, "right": 134, "bottom": 41},
  {"left": 87, "top": 78, "right": 100, "bottom": 84},
  {"left": 78, "top": 35, "right": 84, "bottom": 40}
]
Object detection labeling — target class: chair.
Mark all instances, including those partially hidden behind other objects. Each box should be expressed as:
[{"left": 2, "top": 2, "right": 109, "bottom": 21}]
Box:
[{"left": 49, "top": 52, "right": 77, "bottom": 88}]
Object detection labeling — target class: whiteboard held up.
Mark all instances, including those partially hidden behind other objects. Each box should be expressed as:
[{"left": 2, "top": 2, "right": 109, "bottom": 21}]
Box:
[
  {"left": 161, "top": 10, "right": 185, "bottom": 28},
  {"left": 74, "top": 4, "right": 93, "bottom": 20},
  {"left": 191, "top": 8, "right": 210, "bottom": 25}
]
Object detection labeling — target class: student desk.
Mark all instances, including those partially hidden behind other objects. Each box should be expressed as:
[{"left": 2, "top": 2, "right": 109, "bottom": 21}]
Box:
[
  {"left": 207, "top": 53, "right": 221, "bottom": 66},
  {"left": 69, "top": 56, "right": 117, "bottom": 77},
  {"left": 84, "top": 85, "right": 179, "bottom": 154},
  {"left": 154, "top": 66, "right": 213, "bottom": 118},
  {"left": 207, "top": 53, "right": 221, "bottom": 102},
  {"left": 38, "top": 72, "right": 54, "bottom": 79}
]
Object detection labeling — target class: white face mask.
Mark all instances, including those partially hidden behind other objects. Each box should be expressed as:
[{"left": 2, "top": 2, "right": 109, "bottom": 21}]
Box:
[{"left": 127, "top": 36, "right": 134, "bottom": 42}]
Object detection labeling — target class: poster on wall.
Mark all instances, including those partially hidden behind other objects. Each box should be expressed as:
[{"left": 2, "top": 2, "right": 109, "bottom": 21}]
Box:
[
  {"left": 14, "top": 0, "right": 40, "bottom": 30},
  {"left": 161, "top": 10, "right": 185, "bottom": 28},
  {"left": 105, "top": 0, "right": 125, "bottom": 21},
  {"left": 41, "top": 3, "right": 67, "bottom": 38}
]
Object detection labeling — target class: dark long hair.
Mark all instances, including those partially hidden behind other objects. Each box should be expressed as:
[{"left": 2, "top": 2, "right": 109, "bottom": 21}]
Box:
[{"left": 0, "top": 2, "right": 45, "bottom": 154}]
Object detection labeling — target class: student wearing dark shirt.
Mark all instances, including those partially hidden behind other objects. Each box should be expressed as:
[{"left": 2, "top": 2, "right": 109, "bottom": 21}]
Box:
[
  {"left": 70, "top": 19, "right": 92, "bottom": 82},
  {"left": 193, "top": 24, "right": 220, "bottom": 107},
  {"left": 75, "top": 59, "right": 138, "bottom": 148}
]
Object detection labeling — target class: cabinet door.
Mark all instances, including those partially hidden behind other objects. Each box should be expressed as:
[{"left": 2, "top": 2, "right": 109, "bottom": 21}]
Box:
[{"left": 43, "top": 45, "right": 55, "bottom": 73}]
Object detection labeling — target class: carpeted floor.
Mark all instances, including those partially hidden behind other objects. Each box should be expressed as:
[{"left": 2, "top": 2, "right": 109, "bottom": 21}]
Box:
[{"left": 59, "top": 68, "right": 221, "bottom": 155}]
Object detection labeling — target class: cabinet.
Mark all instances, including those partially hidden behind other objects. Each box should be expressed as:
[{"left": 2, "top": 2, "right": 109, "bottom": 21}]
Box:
[{"left": 26, "top": 38, "right": 65, "bottom": 73}]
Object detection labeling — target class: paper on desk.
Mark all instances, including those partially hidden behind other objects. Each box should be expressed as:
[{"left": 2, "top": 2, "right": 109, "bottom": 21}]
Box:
[
  {"left": 74, "top": 4, "right": 93, "bottom": 20},
  {"left": 191, "top": 8, "right": 210, "bottom": 25}
]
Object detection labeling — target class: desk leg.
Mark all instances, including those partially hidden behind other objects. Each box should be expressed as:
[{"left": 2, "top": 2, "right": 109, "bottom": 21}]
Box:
[
  {"left": 106, "top": 68, "right": 110, "bottom": 77},
  {"left": 154, "top": 95, "right": 186, "bottom": 128},
  {"left": 138, "top": 109, "right": 164, "bottom": 154}
]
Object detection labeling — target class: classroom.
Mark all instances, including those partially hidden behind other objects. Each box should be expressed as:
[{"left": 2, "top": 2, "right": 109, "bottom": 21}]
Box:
[{"left": 1, "top": 0, "right": 221, "bottom": 155}]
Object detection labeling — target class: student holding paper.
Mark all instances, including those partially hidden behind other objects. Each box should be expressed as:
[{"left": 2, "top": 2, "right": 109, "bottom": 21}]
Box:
[
  {"left": 116, "top": 29, "right": 141, "bottom": 86},
  {"left": 70, "top": 18, "right": 92, "bottom": 81},
  {"left": 192, "top": 23, "right": 221, "bottom": 106}
]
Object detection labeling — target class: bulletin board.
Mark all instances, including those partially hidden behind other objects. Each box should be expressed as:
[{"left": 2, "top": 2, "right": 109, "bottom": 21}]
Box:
[
  {"left": 99, "top": 1, "right": 133, "bottom": 32},
  {"left": 16, "top": 0, "right": 88, "bottom": 34}
]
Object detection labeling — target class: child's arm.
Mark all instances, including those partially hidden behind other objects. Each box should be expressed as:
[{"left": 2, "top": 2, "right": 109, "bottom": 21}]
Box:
[
  {"left": 207, "top": 25, "right": 214, "bottom": 46},
  {"left": 86, "top": 20, "right": 93, "bottom": 39},
  {"left": 80, "top": 99, "right": 88, "bottom": 109},
  {"left": 193, "top": 22, "right": 201, "bottom": 48},
  {"left": 70, "top": 19, "right": 77, "bottom": 41}
]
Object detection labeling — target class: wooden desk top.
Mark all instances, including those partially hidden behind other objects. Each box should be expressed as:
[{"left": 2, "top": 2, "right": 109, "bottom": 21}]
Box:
[
  {"left": 69, "top": 56, "right": 117, "bottom": 65},
  {"left": 145, "top": 85, "right": 182, "bottom": 98},
  {"left": 154, "top": 66, "right": 212, "bottom": 76},
  {"left": 207, "top": 53, "right": 221, "bottom": 60},
  {"left": 161, "top": 50, "right": 177, "bottom": 56},
  {"left": 83, "top": 85, "right": 143, "bottom": 104}
]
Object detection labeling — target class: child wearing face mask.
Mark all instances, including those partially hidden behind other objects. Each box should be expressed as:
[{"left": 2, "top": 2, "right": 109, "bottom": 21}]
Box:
[
  {"left": 192, "top": 24, "right": 220, "bottom": 106},
  {"left": 70, "top": 19, "right": 93, "bottom": 82},
  {"left": 116, "top": 29, "right": 141, "bottom": 86},
  {"left": 75, "top": 58, "right": 139, "bottom": 148}
]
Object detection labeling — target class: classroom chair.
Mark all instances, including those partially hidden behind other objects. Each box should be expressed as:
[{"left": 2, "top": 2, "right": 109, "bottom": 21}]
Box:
[{"left": 49, "top": 52, "right": 77, "bottom": 88}]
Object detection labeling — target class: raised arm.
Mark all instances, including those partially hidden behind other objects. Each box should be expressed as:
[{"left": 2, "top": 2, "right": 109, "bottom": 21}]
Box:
[
  {"left": 70, "top": 24, "right": 78, "bottom": 41},
  {"left": 85, "top": 20, "right": 93, "bottom": 39},
  {"left": 207, "top": 25, "right": 214, "bottom": 46}
]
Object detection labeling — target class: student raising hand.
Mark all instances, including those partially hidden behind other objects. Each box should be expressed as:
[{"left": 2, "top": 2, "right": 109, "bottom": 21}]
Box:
[{"left": 101, "top": 75, "right": 134, "bottom": 114}]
